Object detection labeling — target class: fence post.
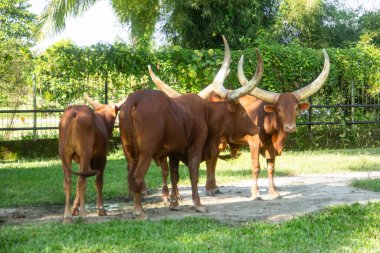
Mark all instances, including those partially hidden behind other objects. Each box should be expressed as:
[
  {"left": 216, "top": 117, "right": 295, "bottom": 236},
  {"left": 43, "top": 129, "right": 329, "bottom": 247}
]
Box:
[
  {"left": 351, "top": 80, "right": 354, "bottom": 122},
  {"left": 308, "top": 96, "right": 313, "bottom": 133},
  {"left": 104, "top": 76, "right": 108, "bottom": 104},
  {"left": 33, "top": 74, "right": 37, "bottom": 140}
]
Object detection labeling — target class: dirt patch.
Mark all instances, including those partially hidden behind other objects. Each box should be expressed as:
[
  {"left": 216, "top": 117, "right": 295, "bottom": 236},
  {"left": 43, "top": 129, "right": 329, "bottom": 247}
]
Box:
[{"left": 1, "top": 172, "right": 380, "bottom": 225}]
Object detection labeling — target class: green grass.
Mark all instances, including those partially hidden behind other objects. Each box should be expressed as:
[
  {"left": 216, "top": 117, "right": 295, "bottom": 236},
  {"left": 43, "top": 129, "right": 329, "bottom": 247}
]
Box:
[
  {"left": 0, "top": 202, "right": 379, "bottom": 252},
  {"left": 352, "top": 178, "right": 380, "bottom": 192},
  {"left": 1, "top": 148, "right": 380, "bottom": 208}
]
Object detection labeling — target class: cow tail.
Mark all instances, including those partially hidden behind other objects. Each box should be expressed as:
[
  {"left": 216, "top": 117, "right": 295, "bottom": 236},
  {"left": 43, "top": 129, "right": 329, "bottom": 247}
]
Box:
[
  {"left": 68, "top": 168, "right": 98, "bottom": 177},
  {"left": 124, "top": 98, "right": 139, "bottom": 192}
]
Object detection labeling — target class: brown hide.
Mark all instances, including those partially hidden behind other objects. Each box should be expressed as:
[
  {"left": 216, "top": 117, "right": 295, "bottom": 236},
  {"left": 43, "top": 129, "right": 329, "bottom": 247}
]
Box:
[
  {"left": 58, "top": 103, "right": 119, "bottom": 223},
  {"left": 207, "top": 92, "right": 310, "bottom": 199},
  {"left": 238, "top": 94, "right": 309, "bottom": 156},
  {"left": 119, "top": 89, "right": 257, "bottom": 218}
]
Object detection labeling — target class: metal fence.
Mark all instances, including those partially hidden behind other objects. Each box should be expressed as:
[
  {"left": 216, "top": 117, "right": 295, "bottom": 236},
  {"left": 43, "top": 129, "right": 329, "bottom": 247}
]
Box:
[
  {"left": 1, "top": 81, "right": 380, "bottom": 141},
  {"left": 1, "top": 103, "right": 379, "bottom": 141}
]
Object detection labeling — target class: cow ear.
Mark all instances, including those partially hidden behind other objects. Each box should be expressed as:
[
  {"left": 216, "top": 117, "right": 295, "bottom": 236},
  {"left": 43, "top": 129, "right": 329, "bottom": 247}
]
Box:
[
  {"left": 264, "top": 105, "right": 275, "bottom": 113},
  {"left": 298, "top": 102, "right": 310, "bottom": 111}
]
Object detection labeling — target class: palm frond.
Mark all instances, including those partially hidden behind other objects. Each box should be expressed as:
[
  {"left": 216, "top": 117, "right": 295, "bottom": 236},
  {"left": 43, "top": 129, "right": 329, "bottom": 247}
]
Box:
[{"left": 35, "top": 0, "right": 99, "bottom": 41}]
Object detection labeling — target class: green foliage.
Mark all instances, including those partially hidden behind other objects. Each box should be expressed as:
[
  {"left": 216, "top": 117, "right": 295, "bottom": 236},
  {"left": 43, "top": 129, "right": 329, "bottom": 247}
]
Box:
[
  {"left": 359, "top": 10, "right": 380, "bottom": 47},
  {"left": 0, "top": 0, "right": 36, "bottom": 106},
  {"left": 162, "top": 0, "right": 279, "bottom": 49},
  {"left": 270, "top": 0, "right": 367, "bottom": 48},
  {"left": 0, "top": 0, "right": 37, "bottom": 43},
  {"left": 34, "top": 40, "right": 380, "bottom": 111},
  {"left": 112, "top": 0, "right": 159, "bottom": 49}
]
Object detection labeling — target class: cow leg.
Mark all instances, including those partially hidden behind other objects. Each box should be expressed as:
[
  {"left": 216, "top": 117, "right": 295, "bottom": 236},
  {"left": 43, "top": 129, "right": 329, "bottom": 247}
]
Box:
[
  {"left": 205, "top": 155, "right": 221, "bottom": 196},
  {"left": 77, "top": 176, "right": 87, "bottom": 216},
  {"left": 159, "top": 157, "right": 170, "bottom": 204},
  {"left": 170, "top": 157, "right": 182, "bottom": 200},
  {"left": 121, "top": 140, "right": 135, "bottom": 200},
  {"left": 168, "top": 157, "right": 181, "bottom": 210},
  {"left": 72, "top": 179, "right": 81, "bottom": 216},
  {"left": 267, "top": 158, "right": 281, "bottom": 199},
  {"left": 76, "top": 157, "right": 90, "bottom": 216},
  {"left": 94, "top": 157, "right": 107, "bottom": 216},
  {"left": 129, "top": 155, "right": 151, "bottom": 220},
  {"left": 230, "top": 144, "right": 240, "bottom": 159},
  {"left": 62, "top": 158, "right": 72, "bottom": 223},
  {"left": 188, "top": 158, "right": 207, "bottom": 213},
  {"left": 249, "top": 139, "right": 262, "bottom": 200}
]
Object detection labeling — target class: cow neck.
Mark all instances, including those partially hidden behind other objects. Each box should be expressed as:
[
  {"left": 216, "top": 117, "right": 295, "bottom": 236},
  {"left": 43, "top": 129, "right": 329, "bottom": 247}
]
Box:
[
  {"left": 205, "top": 102, "right": 229, "bottom": 138},
  {"left": 203, "top": 102, "right": 228, "bottom": 159},
  {"left": 95, "top": 112, "right": 115, "bottom": 138},
  {"left": 268, "top": 111, "right": 288, "bottom": 156}
]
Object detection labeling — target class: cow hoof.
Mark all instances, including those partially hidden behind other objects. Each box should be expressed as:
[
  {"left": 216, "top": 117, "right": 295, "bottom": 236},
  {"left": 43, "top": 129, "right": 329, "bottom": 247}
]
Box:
[
  {"left": 250, "top": 194, "right": 262, "bottom": 201},
  {"left": 206, "top": 188, "right": 220, "bottom": 196},
  {"left": 97, "top": 208, "right": 107, "bottom": 216},
  {"left": 169, "top": 201, "right": 180, "bottom": 210},
  {"left": 132, "top": 210, "right": 148, "bottom": 220},
  {"left": 161, "top": 196, "right": 170, "bottom": 205},
  {"left": 268, "top": 193, "right": 281, "bottom": 200},
  {"left": 71, "top": 208, "right": 79, "bottom": 216},
  {"left": 195, "top": 205, "right": 208, "bottom": 213},
  {"left": 63, "top": 216, "right": 72, "bottom": 224}
]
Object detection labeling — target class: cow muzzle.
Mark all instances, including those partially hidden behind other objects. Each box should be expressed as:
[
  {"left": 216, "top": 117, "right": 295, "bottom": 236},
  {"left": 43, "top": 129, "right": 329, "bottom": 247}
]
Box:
[{"left": 284, "top": 124, "right": 296, "bottom": 133}]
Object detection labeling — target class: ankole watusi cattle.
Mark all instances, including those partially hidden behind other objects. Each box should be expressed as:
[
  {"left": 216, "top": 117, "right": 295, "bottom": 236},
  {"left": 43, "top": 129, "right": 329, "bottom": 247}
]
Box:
[
  {"left": 151, "top": 37, "right": 264, "bottom": 197},
  {"left": 58, "top": 95, "right": 126, "bottom": 223},
  {"left": 155, "top": 48, "right": 330, "bottom": 199},
  {"left": 118, "top": 36, "right": 260, "bottom": 219}
]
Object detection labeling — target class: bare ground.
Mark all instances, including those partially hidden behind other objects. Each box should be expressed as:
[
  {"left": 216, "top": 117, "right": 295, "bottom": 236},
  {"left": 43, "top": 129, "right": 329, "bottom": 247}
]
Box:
[{"left": 1, "top": 171, "right": 380, "bottom": 225}]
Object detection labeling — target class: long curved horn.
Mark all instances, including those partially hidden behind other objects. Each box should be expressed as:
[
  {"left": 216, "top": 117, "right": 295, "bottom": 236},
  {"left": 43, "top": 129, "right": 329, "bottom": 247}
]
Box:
[
  {"left": 115, "top": 96, "right": 128, "bottom": 109},
  {"left": 292, "top": 49, "right": 330, "bottom": 100},
  {"left": 238, "top": 52, "right": 279, "bottom": 104},
  {"left": 227, "top": 49, "right": 264, "bottom": 100},
  {"left": 209, "top": 35, "right": 231, "bottom": 99},
  {"left": 84, "top": 94, "right": 101, "bottom": 110},
  {"left": 148, "top": 65, "right": 181, "bottom": 98}
]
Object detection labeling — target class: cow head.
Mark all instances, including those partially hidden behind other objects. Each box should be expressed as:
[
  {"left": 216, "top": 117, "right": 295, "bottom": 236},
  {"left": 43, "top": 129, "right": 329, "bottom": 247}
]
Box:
[
  {"left": 238, "top": 49, "right": 330, "bottom": 133},
  {"left": 224, "top": 100, "right": 259, "bottom": 137},
  {"left": 84, "top": 94, "right": 127, "bottom": 136}
]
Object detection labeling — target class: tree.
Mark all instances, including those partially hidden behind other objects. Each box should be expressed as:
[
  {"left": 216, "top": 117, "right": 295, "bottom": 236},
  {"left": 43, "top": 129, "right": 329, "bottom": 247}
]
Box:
[
  {"left": 271, "top": 0, "right": 325, "bottom": 47},
  {"left": 0, "top": 0, "right": 36, "bottom": 43},
  {"left": 269, "top": 0, "right": 367, "bottom": 48},
  {"left": 0, "top": 0, "right": 36, "bottom": 107},
  {"left": 162, "top": 0, "right": 279, "bottom": 49},
  {"left": 359, "top": 10, "right": 380, "bottom": 46},
  {"left": 38, "top": 0, "right": 159, "bottom": 48}
]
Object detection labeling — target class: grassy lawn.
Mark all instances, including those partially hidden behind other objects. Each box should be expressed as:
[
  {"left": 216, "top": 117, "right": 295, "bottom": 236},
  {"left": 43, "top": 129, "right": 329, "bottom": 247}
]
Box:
[
  {"left": 1, "top": 148, "right": 379, "bottom": 252},
  {"left": 0, "top": 202, "right": 379, "bottom": 252},
  {"left": 1, "top": 148, "right": 380, "bottom": 208}
]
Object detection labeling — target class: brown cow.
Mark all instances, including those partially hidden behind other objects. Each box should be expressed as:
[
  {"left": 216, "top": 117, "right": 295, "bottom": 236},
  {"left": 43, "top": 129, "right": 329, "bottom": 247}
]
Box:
[
  {"left": 214, "top": 49, "right": 330, "bottom": 199},
  {"left": 58, "top": 95, "right": 125, "bottom": 223},
  {"left": 156, "top": 49, "right": 330, "bottom": 199},
  {"left": 119, "top": 36, "right": 260, "bottom": 219},
  {"left": 152, "top": 41, "right": 264, "bottom": 197}
]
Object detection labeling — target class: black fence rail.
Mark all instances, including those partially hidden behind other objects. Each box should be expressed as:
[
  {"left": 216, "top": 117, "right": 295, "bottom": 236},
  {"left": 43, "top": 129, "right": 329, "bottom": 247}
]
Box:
[{"left": 1, "top": 103, "right": 379, "bottom": 140}]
